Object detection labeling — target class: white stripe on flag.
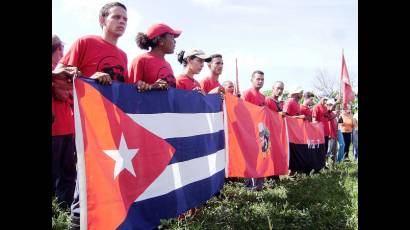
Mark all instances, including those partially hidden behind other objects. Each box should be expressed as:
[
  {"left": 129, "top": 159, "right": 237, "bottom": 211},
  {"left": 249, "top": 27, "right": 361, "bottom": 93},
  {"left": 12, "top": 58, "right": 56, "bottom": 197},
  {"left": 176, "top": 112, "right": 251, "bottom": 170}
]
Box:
[
  {"left": 73, "top": 80, "right": 88, "bottom": 230},
  {"left": 135, "top": 149, "right": 225, "bottom": 202},
  {"left": 127, "top": 112, "right": 224, "bottom": 139}
]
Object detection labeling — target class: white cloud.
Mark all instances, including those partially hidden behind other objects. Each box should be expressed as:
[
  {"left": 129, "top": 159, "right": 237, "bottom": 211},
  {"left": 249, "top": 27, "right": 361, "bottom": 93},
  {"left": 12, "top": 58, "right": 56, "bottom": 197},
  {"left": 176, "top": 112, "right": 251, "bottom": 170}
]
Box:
[
  {"left": 117, "top": 7, "right": 143, "bottom": 62},
  {"left": 192, "top": 0, "right": 224, "bottom": 8},
  {"left": 53, "top": 0, "right": 143, "bottom": 65},
  {"left": 59, "top": 0, "right": 107, "bottom": 28}
]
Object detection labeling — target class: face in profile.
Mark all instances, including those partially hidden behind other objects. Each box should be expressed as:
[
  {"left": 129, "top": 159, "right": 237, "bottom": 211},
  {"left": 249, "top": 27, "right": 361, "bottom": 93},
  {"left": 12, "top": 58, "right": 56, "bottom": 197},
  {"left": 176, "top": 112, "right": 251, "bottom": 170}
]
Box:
[
  {"left": 305, "top": 97, "right": 314, "bottom": 106},
  {"left": 160, "top": 33, "right": 176, "bottom": 54},
  {"left": 209, "top": 57, "right": 223, "bottom": 75},
  {"left": 189, "top": 57, "right": 205, "bottom": 74}
]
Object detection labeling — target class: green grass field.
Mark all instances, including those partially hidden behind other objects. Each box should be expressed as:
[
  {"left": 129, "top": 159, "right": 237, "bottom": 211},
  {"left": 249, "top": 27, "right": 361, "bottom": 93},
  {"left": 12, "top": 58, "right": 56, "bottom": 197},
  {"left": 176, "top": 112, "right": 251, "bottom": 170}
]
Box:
[{"left": 53, "top": 159, "right": 357, "bottom": 230}]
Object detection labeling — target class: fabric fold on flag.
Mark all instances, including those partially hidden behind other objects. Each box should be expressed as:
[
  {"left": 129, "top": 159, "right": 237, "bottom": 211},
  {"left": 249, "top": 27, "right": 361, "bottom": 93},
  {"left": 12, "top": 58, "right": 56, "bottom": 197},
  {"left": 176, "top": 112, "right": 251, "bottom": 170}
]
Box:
[
  {"left": 341, "top": 52, "right": 355, "bottom": 109},
  {"left": 224, "top": 93, "right": 289, "bottom": 178},
  {"left": 74, "top": 77, "right": 225, "bottom": 230}
]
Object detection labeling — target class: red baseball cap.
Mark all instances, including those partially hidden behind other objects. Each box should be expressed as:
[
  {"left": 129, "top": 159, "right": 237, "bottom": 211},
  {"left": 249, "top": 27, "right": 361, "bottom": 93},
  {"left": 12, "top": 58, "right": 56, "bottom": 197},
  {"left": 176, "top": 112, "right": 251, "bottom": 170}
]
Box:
[{"left": 146, "top": 23, "right": 182, "bottom": 40}]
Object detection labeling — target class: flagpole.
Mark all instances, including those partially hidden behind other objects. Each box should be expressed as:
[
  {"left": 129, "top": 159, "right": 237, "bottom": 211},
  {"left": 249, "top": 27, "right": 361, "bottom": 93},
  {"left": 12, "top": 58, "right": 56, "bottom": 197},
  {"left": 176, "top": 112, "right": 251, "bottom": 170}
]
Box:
[
  {"left": 339, "top": 49, "right": 343, "bottom": 111},
  {"left": 235, "top": 58, "right": 239, "bottom": 96},
  {"left": 73, "top": 79, "right": 88, "bottom": 230}
]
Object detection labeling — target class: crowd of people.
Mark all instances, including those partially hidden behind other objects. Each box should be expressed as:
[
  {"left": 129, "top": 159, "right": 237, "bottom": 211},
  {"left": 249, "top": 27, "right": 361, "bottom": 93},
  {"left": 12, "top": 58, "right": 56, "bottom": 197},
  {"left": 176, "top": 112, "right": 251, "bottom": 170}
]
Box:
[{"left": 51, "top": 2, "right": 358, "bottom": 229}]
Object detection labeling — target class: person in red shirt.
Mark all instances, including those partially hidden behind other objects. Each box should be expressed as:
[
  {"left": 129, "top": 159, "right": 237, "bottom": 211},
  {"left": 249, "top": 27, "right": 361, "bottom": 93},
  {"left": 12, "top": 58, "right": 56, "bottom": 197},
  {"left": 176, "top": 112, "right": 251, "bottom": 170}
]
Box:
[
  {"left": 127, "top": 23, "right": 182, "bottom": 91},
  {"left": 55, "top": 3, "right": 129, "bottom": 228},
  {"left": 312, "top": 96, "right": 330, "bottom": 165},
  {"left": 326, "top": 99, "right": 339, "bottom": 161},
  {"left": 200, "top": 54, "right": 225, "bottom": 94},
  {"left": 242, "top": 70, "right": 266, "bottom": 191},
  {"left": 222, "top": 80, "right": 234, "bottom": 95},
  {"left": 56, "top": 4, "right": 128, "bottom": 85},
  {"left": 242, "top": 70, "right": 265, "bottom": 106},
  {"left": 222, "top": 80, "right": 241, "bottom": 97},
  {"left": 265, "top": 81, "right": 284, "bottom": 114},
  {"left": 283, "top": 87, "right": 305, "bottom": 119},
  {"left": 175, "top": 49, "right": 210, "bottom": 94},
  {"left": 312, "top": 95, "right": 340, "bottom": 169},
  {"left": 51, "top": 35, "right": 77, "bottom": 211},
  {"left": 300, "top": 91, "right": 315, "bottom": 122}
]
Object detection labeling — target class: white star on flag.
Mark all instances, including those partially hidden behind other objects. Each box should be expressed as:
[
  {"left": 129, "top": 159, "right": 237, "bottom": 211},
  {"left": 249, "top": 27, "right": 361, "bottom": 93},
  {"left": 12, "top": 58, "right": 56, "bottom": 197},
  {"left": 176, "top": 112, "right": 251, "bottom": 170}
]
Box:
[{"left": 103, "top": 133, "right": 139, "bottom": 179}]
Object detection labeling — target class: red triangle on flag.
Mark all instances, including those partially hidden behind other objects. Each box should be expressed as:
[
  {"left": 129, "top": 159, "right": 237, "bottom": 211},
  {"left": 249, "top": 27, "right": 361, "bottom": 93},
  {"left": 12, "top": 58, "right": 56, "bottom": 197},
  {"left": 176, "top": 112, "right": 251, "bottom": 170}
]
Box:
[{"left": 75, "top": 80, "right": 175, "bottom": 230}]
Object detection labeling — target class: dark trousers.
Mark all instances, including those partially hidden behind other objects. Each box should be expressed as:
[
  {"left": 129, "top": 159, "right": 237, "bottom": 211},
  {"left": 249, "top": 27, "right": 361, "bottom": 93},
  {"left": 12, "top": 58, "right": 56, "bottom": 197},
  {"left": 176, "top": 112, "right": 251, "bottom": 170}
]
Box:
[
  {"left": 342, "top": 132, "right": 352, "bottom": 158},
  {"left": 52, "top": 134, "right": 77, "bottom": 209}
]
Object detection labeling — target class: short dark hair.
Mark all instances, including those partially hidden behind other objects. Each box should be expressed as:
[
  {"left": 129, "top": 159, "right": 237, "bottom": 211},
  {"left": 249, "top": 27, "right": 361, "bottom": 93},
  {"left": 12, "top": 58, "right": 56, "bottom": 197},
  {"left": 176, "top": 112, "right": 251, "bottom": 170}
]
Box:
[
  {"left": 99, "top": 2, "right": 127, "bottom": 18},
  {"left": 52, "top": 35, "right": 63, "bottom": 54},
  {"left": 251, "top": 70, "right": 264, "bottom": 79},
  {"left": 209, "top": 54, "right": 222, "bottom": 62},
  {"left": 303, "top": 91, "right": 315, "bottom": 99}
]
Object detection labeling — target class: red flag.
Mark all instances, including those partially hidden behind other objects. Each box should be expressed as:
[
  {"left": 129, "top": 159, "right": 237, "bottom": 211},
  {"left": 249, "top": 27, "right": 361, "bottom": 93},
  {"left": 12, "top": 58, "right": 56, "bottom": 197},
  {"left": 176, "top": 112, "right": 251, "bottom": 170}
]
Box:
[
  {"left": 341, "top": 52, "right": 355, "bottom": 109},
  {"left": 224, "top": 93, "right": 289, "bottom": 177}
]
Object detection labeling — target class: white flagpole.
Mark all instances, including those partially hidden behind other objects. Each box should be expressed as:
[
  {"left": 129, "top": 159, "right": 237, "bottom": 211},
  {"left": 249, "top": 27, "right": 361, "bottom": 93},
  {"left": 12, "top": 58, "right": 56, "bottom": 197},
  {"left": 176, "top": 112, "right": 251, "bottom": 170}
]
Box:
[{"left": 73, "top": 78, "right": 88, "bottom": 230}]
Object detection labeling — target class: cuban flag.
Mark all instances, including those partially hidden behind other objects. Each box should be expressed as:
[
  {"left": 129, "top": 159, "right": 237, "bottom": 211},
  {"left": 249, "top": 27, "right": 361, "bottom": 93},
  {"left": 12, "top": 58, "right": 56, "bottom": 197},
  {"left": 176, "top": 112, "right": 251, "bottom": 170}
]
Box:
[{"left": 73, "top": 77, "right": 225, "bottom": 230}]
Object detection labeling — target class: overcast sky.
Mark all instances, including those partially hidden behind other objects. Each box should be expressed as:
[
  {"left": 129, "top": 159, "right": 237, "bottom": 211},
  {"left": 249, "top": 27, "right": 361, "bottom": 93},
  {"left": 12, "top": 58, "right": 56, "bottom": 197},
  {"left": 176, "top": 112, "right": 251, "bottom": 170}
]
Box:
[{"left": 52, "top": 0, "right": 358, "bottom": 94}]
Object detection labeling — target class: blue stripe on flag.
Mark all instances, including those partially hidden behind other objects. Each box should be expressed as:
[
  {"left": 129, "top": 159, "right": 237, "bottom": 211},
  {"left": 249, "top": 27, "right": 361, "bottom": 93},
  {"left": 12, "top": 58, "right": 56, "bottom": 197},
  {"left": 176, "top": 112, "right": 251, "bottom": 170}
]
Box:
[
  {"left": 166, "top": 130, "right": 225, "bottom": 164},
  {"left": 80, "top": 77, "right": 222, "bottom": 114},
  {"left": 117, "top": 169, "right": 225, "bottom": 230}
]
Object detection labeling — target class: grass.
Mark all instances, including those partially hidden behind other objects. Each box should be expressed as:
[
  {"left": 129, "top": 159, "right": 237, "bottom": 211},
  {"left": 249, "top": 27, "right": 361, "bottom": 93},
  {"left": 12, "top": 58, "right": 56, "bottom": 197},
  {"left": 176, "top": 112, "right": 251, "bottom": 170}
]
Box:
[
  {"left": 52, "top": 197, "right": 71, "bottom": 230},
  {"left": 159, "top": 159, "right": 358, "bottom": 230},
  {"left": 52, "top": 157, "right": 357, "bottom": 230}
]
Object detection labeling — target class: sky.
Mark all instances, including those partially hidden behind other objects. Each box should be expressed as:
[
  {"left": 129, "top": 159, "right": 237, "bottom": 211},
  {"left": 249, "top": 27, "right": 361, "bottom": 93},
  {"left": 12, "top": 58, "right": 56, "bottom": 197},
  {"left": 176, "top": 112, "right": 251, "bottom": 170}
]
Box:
[{"left": 52, "top": 0, "right": 358, "bottom": 94}]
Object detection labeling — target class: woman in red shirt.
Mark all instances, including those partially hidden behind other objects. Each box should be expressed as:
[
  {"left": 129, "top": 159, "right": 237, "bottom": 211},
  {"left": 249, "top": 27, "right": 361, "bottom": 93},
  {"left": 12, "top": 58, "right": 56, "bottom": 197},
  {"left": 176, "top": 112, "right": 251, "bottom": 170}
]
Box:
[
  {"left": 175, "top": 49, "right": 211, "bottom": 94},
  {"left": 127, "top": 23, "right": 182, "bottom": 91}
]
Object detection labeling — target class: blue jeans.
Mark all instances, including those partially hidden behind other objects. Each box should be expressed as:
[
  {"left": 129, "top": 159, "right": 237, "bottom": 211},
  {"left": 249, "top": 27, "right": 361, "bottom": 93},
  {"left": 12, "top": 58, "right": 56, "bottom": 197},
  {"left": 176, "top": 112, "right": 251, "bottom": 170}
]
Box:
[
  {"left": 327, "top": 138, "right": 337, "bottom": 158},
  {"left": 353, "top": 129, "right": 358, "bottom": 160},
  {"left": 336, "top": 130, "right": 345, "bottom": 162}
]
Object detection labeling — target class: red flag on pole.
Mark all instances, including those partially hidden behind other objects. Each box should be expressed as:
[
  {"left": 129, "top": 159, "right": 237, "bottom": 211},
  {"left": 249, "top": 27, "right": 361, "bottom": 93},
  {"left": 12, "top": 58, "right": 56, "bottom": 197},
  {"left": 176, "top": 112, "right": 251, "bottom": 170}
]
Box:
[{"left": 341, "top": 51, "right": 355, "bottom": 109}]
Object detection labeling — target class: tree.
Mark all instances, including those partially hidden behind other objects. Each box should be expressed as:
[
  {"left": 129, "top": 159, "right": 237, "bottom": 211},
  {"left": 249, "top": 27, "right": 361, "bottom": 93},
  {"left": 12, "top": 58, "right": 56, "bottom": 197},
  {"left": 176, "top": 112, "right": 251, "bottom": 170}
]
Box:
[
  {"left": 263, "top": 90, "right": 289, "bottom": 101},
  {"left": 312, "top": 68, "right": 357, "bottom": 97},
  {"left": 311, "top": 69, "right": 338, "bottom": 97}
]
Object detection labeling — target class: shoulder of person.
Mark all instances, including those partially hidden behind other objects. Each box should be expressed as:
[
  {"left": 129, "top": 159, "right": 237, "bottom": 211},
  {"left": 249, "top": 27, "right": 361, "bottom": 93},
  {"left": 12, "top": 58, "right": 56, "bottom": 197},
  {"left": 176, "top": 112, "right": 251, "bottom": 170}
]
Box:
[
  {"left": 175, "top": 74, "right": 186, "bottom": 80},
  {"left": 199, "top": 76, "right": 209, "bottom": 84}
]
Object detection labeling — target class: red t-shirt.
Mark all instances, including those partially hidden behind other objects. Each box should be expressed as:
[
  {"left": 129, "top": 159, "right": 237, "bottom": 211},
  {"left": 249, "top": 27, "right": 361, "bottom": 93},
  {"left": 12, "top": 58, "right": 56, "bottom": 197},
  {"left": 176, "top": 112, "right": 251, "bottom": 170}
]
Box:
[
  {"left": 300, "top": 104, "right": 312, "bottom": 117},
  {"left": 52, "top": 64, "right": 74, "bottom": 136},
  {"left": 56, "top": 35, "right": 128, "bottom": 135},
  {"left": 265, "top": 97, "right": 283, "bottom": 112},
  {"left": 242, "top": 88, "right": 265, "bottom": 106},
  {"left": 283, "top": 98, "right": 301, "bottom": 116},
  {"left": 127, "top": 52, "right": 176, "bottom": 87},
  {"left": 312, "top": 103, "right": 330, "bottom": 136},
  {"left": 176, "top": 74, "right": 201, "bottom": 90},
  {"left": 328, "top": 113, "right": 338, "bottom": 139},
  {"left": 199, "top": 76, "right": 221, "bottom": 94},
  {"left": 60, "top": 35, "right": 128, "bottom": 81}
]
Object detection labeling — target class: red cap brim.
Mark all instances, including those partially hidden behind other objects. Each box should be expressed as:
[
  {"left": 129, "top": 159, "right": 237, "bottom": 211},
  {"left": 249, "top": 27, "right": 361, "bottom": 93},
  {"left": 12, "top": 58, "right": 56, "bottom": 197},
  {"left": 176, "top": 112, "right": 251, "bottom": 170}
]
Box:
[{"left": 172, "top": 29, "right": 182, "bottom": 38}]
